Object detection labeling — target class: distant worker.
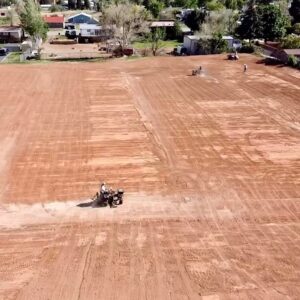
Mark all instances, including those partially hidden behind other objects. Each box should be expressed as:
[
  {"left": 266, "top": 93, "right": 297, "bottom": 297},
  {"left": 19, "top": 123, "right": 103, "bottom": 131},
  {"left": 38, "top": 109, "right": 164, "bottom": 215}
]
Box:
[
  {"left": 243, "top": 64, "right": 248, "bottom": 72},
  {"left": 100, "top": 182, "right": 107, "bottom": 194},
  {"left": 198, "top": 66, "right": 202, "bottom": 74}
]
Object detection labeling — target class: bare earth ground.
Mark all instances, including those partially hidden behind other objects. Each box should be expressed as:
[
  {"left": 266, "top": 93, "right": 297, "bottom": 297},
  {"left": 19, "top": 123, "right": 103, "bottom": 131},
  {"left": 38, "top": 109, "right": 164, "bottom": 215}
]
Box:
[
  {"left": 0, "top": 55, "right": 299, "bottom": 299},
  {"left": 40, "top": 42, "right": 109, "bottom": 59}
]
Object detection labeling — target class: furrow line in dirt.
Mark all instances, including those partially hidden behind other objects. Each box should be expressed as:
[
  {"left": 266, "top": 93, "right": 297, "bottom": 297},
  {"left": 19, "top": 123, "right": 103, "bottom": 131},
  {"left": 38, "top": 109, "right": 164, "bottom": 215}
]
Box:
[
  {"left": 76, "top": 240, "right": 93, "bottom": 300},
  {"left": 98, "top": 223, "right": 118, "bottom": 300},
  {"left": 147, "top": 219, "right": 170, "bottom": 300}
]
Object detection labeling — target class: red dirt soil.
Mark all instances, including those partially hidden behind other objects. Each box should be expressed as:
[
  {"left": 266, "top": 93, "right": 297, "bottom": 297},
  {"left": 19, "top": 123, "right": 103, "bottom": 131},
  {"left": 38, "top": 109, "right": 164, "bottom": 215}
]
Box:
[{"left": 0, "top": 55, "right": 299, "bottom": 299}]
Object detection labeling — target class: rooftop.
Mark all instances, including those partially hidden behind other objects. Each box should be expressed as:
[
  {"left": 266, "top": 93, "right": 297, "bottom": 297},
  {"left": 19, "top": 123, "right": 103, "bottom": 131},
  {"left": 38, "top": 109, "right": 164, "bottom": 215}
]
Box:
[
  {"left": 283, "top": 49, "right": 300, "bottom": 56},
  {"left": 43, "top": 16, "right": 64, "bottom": 23},
  {"left": 68, "top": 12, "right": 92, "bottom": 19},
  {"left": 185, "top": 35, "right": 199, "bottom": 40},
  {"left": 150, "top": 21, "right": 175, "bottom": 27},
  {"left": 0, "top": 26, "right": 22, "bottom": 32}
]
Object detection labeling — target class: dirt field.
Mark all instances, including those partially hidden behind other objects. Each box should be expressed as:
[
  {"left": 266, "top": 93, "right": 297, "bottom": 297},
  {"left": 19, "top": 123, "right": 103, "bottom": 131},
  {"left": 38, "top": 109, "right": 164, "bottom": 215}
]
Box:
[{"left": 0, "top": 55, "right": 299, "bottom": 299}]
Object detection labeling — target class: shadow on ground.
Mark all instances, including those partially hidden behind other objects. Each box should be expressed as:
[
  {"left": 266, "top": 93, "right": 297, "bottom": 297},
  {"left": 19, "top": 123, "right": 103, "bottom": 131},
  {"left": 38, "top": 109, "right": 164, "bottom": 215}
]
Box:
[{"left": 77, "top": 200, "right": 108, "bottom": 208}]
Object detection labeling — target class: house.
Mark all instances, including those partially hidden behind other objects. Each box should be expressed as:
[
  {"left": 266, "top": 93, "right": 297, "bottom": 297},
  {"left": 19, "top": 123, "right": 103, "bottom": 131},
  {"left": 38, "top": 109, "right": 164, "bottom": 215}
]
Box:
[
  {"left": 78, "top": 24, "right": 113, "bottom": 43},
  {"left": 43, "top": 15, "right": 64, "bottom": 29},
  {"left": 0, "top": 26, "right": 24, "bottom": 43},
  {"left": 67, "top": 12, "right": 99, "bottom": 25}
]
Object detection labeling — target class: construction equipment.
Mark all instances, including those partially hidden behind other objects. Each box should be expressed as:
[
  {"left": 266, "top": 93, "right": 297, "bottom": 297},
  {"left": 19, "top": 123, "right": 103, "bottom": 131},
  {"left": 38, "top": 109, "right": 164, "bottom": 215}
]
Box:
[
  {"left": 93, "top": 188, "right": 124, "bottom": 208},
  {"left": 192, "top": 66, "right": 202, "bottom": 76},
  {"left": 227, "top": 53, "right": 239, "bottom": 60}
]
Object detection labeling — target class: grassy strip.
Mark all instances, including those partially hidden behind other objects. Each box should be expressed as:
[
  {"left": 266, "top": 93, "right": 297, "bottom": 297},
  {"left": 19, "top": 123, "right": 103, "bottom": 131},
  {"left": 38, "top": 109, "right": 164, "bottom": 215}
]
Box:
[
  {"left": 133, "top": 40, "right": 180, "bottom": 49},
  {"left": 4, "top": 52, "right": 21, "bottom": 63}
]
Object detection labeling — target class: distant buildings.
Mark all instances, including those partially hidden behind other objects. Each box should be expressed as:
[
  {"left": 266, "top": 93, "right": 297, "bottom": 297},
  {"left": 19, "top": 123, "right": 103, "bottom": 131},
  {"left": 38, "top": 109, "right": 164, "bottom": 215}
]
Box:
[{"left": 0, "top": 26, "right": 24, "bottom": 43}]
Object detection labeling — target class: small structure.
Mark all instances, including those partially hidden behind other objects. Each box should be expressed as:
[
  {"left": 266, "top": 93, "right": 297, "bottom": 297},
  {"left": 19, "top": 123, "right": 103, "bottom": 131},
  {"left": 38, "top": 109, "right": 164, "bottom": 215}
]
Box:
[
  {"left": 0, "top": 26, "right": 24, "bottom": 43},
  {"left": 43, "top": 15, "right": 64, "bottom": 29},
  {"left": 67, "top": 12, "right": 99, "bottom": 25},
  {"left": 78, "top": 24, "right": 113, "bottom": 43},
  {"left": 183, "top": 35, "right": 242, "bottom": 55},
  {"left": 222, "top": 36, "right": 242, "bottom": 49},
  {"left": 183, "top": 35, "right": 199, "bottom": 55}
]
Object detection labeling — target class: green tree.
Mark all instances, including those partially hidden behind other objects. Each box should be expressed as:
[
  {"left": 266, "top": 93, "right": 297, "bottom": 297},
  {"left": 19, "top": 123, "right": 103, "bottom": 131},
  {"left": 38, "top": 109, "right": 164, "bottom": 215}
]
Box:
[
  {"left": 257, "top": 4, "right": 289, "bottom": 41},
  {"left": 103, "top": 2, "right": 150, "bottom": 52},
  {"left": 183, "top": 9, "right": 207, "bottom": 31},
  {"left": 148, "top": 0, "right": 164, "bottom": 18},
  {"left": 200, "top": 9, "right": 238, "bottom": 35},
  {"left": 68, "top": 0, "right": 76, "bottom": 9},
  {"left": 289, "top": 0, "right": 300, "bottom": 23},
  {"left": 84, "top": 0, "right": 91, "bottom": 9},
  {"left": 207, "top": 0, "right": 225, "bottom": 10},
  {"left": 236, "top": 0, "right": 260, "bottom": 41},
  {"left": 293, "top": 22, "right": 300, "bottom": 34},
  {"left": 210, "top": 32, "right": 228, "bottom": 53},
  {"left": 148, "top": 27, "right": 166, "bottom": 55},
  {"left": 280, "top": 34, "right": 300, "bottom": 48},
  {"left": 225, "top": 0, "right": 238, "bottom": 10},
  {"left": 197, "top": 33, "right": 228, "bottom": 54},
  {"left": 17, "top": 0, "right": 48, "bottom": 42}
]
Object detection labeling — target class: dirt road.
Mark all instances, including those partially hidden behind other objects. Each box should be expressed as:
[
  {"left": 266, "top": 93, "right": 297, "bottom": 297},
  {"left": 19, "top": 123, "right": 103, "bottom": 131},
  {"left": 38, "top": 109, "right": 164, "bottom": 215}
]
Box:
[{"left": 0, "top": 55, "right": 299, "bottom": 299}]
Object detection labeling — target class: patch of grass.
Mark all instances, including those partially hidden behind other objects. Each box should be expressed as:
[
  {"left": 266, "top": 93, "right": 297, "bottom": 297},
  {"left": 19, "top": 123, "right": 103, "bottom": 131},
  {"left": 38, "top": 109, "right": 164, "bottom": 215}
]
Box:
[
  {"left": 4, "top": 52, "right": 21, "bottom": 64},
  {"left": 133, "top": 40, "right": 180, "bottom": 49},
  {"left": 0, "top": 17, "right": 10, "bottom": 26},
  {"left": 44, "top": 57, "right": 109, "bottom": 63}
]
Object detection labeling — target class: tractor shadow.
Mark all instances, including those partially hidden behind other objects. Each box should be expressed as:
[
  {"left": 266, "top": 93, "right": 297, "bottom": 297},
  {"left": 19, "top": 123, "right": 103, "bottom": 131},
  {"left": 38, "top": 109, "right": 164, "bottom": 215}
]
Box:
[{"left": 77, "top": 200, "right": 109, "bottom": 208}]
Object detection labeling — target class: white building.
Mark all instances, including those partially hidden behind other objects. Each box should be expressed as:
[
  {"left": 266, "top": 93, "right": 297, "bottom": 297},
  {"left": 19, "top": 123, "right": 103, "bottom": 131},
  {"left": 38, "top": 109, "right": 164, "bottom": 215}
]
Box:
[
  {"left": 183, "top": 35, "right": 199, "bottom": 55},
  {"left": 183, "top": 35, "right": 242, "bottom": 55},
  {"left": 78, "top": 24, "right": 112, "bottom": 42},
  {"left": 222, "top": 36, "right": 242, "bottom": 49}
]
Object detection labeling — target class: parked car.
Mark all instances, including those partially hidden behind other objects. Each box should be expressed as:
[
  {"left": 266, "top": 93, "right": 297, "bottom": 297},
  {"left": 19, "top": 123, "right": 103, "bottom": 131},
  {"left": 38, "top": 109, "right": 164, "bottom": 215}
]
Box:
[{"left": 0, "top": 48, "right": 9, "bottom": 56}]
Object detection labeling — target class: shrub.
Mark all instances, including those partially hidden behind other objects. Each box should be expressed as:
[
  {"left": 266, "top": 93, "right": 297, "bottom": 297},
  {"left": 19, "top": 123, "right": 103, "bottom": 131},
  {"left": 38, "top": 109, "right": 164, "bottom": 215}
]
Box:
[
  {"left": 287, "top": 55, "right": 298, "bottom": 67},
  {"left": 280, "top": 34, "right": 300, "bottom": 49},
  {"left": 207, "top": 0, "right": 225, "bottom": 11},
  {"left": 50, "top": 4, "right": 64, "bottom": 12},
  {"left": 239, "top": 42, "right": 255, "bottom": 53},
  {"left": 293, "top": 23, "right": 300, "bottom": 34},
  {"left": 197, "top": 33, "right": 228, "bottom": 54}
]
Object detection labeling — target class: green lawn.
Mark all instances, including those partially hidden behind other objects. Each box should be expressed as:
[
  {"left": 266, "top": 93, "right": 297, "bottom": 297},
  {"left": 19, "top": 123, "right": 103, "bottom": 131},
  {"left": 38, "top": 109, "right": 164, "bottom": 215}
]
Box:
[
  {"left": 4, "top": 52, "right": 21, "bottom": 63},
  {"left": 133, "top": 40, "right": 181, "bottom": 49},
  {"left": 0, "top": 18, "right": 10, "bottom": 26}
]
